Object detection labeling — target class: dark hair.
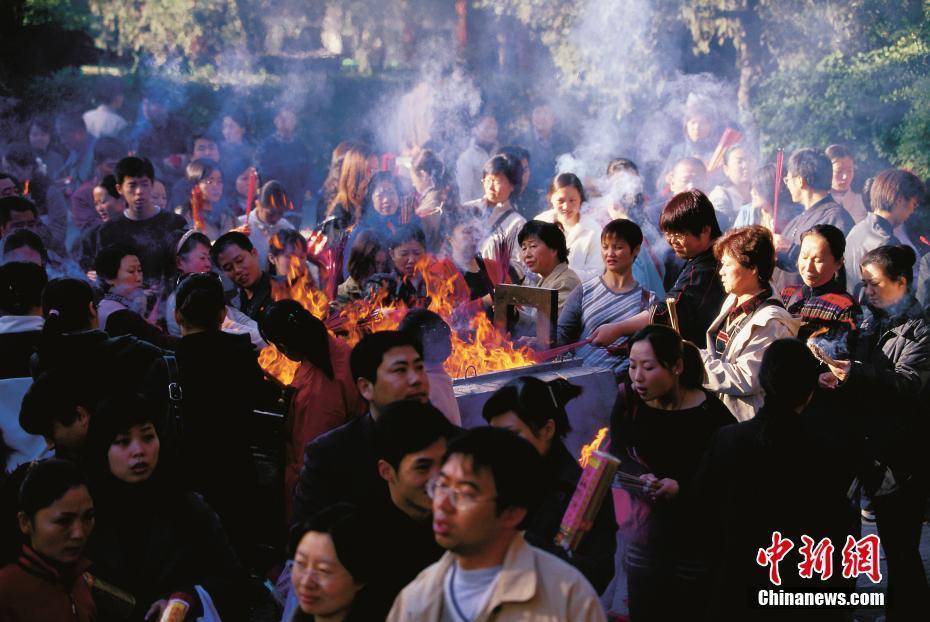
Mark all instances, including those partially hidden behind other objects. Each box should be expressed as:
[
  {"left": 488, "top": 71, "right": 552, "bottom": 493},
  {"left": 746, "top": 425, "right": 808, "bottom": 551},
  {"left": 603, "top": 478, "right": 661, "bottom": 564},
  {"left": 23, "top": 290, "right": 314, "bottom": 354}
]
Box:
[
  {"left": 175, "top": 230, "right": 211, "bottom": 259},
  {"left": 389, "top": 223, "right": 427, "bottom": 250},
  {"left": 94, "top": 76, "right": 124, "bottom": 105},
  {"left": 750, "top": 164, "right": 785, "bottom": 209},
  {"left": 547, "top": 173, "right": 586, "bottom": 204},
  {"left": 518, "top": 220, "right": 569, "bottom": 263},
  {"left": 267, "top": 229, "right": 308, "bottom": 278},
  {"left": 364, "top": 172, "right": 403, "bottom": 213},
  {"left": 497, "top": 145, "right": 530, "bottom": 165},
  {"left": 825, "top": 144, "right": 853, "bottom": 161},
  {"left": 787, "top": 148, "right": 833, "bottom": 193},
  {"left": 659, "top": 189, "right": 722, "bottom": 238},
  {"left": 860, "top": 244, "right": 917, "bottom": 288},
  {"left": 399, "top": 308, "right": 452, "bottom": 365},
  {"left": 0, "top": 172, "right": 21, "bottom": 193},
  {"left": 629, "top": 324, "right": 704, "bottom": 390},
  {"left": 374, "top": 401, "right": 457, "bottom": 470},
  {"left": 350, "top": 330, "right": 422, "bottom": 383},
  {"left": 41, "top": 278, "right": 95, "bottom": 334},
  {"left": 259, "top": 180, "right": 288, "bottom": 209},
  {"left": 481, "top": 153, "right": 522, "bottom": 189},
  {"left": 222, "top": 106, "right": 250, "bottom": 136},
  {"left": 185, "top": 158, "right": 221, "bottom": 185},
  {"left": 84, "top": 393, "right": 164, "bottom": 486},
  {"left": 94, "top": 243, "right": 139, "bottom": 283},
  {"left": 2, "top": 229, "right": 48, "bottom": 266},
  {"left": 28, "top": 116, "right": 54, "bottom": 137},
  {"left": 607, "top": 157, "right": 639, "bottom": 176},
  {"left": 800, "top": 224, "right": 845, "bottom": 262},
  {"left": 19, "top": 370, "right": 92, "bottom": 437},
  {"left": 18, "top": 459, "right": 90, "bottom": 520},
  {"left": 55, "top": 111, "right": 86, "bottom": 135},
  {"left": 601, "top": 218, "right": 643, "bottom": 250},
  {"left": 411, "top": 149, "right": 446, "bottom": 188},
  {"left": 4, "top": 143, "right": 37, "bottom": 170},
  {"left": 288, "top": 504, "right": 376, "bottom": 583},
  {"left": 259, "top": 300, "right": 334, "bottom": 379},
  {"left": 482, "top": 376, "right": 580, "bottom": 440},
  {"left": 346, "top": 230, "right": 387, "bottom": 284},
  {"left": 713, "top": 225, "right": 776, "bottom": 285},
  {"left": 92, "top": 137, "right": 127, "bottom": 166},
  {"left": 176, "top": 273, "right": 225, "bottom": 330},
  {"left": 868, "top": 169, "right": 926, "bottom": 215},
  {"left": 95, "top": 174, "right": 121, "bottom": 199},
  {"left": 0, "top": 196, "right": 38, "bottom": 228},
  {"left": 759, "top": 339, "right": 820, "bottom": 412},
  {"left": 187, "top": 132, "right": 220, "bottom": 156},
  {"left": 0, "top": 261, "right": 47, "bottom": 314},
  {"left": 442, "top": 427, "right": 544, "bottom": 518},
  {"left": 210, "top": 231, "right": 254, "bottom": 265},
  {"left": 115, "top": 157, "right": 155, "bottom": 183}
]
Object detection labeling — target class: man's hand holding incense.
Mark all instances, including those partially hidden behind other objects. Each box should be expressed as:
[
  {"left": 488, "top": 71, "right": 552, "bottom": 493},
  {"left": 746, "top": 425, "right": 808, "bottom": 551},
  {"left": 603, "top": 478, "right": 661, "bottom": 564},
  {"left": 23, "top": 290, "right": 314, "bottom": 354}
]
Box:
[
  {"left": 640, "top": 473, "right": 679, "bottom": 500},
  {"left": 590, "top": 322, "right": 624, "bottom": 347}
]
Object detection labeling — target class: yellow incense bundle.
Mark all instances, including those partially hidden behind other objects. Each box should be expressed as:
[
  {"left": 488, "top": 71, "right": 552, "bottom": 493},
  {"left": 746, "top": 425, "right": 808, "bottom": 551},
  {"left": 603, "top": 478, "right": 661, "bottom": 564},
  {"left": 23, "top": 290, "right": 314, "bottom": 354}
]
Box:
[{"left": 555, "top": 450, "right": 620, "bottom": 551}]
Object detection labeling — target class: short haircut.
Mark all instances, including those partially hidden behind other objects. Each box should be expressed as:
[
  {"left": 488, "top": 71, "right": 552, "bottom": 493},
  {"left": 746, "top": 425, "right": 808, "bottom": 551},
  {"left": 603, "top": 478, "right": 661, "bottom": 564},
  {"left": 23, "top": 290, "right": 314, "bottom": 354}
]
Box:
[
  {"left": 84, "top": 393, "right": 162, "bottom": 482},
  {"left": 497, "top": 145, "right": 530, "bottom": 165},
  {"left": 547, "top": 172, "right": 586, "bottom": 204},
  {"left": 443, "top": 427, "right": 544, "bottom": 518},
  {"left": 800, "top": 224, "right": 845, "bottom": 262},
  {"left": 185, "top": 158, "right": 221, "bottom": 185},
  {"left": 713, "top": 225, "right": 776, "bottom": 285},
  {"left": 210, "top": 231, "right": 254, "bottom": 265},
  {"left": 94, "top": 243, "right": 139, "bottom": 281},
  {"left": 0, "top": 261, "right": 48, "bottom": 314},
  {"left": 0, "top": 196, "right": 39, "bottom": 227},
  {"left": 629, "top": 324, "right": 704, "bottom": 390},
  {"left": 868, "top": 169, "right": 926, "bottom": 215},
  {"left": 349, "top": 330, "right": 422, "bottom": 384},
  {"left": 187, "top": 131, "right": 220, "bottom": 156},
  {"left": 787, "top": 148, "right": 832, "bottom": 192},
  {"left": 389, "top": 224, "right": 426, "bottom": 250},
  {"left": 672, "top": 156, "right": 707, "bottom": 175},
  {"left": 607, "top": 157, "right": 639, "bottom": 176},
  {"left": 482, "top": 376, "right": 580, "bottom": 439},
  {"left": 759, "top": 338, "right": 820, "bottom": 411},
  {"left": 95, "top": 174, "right": 121, "bottom": 199},
  {"left": 222, "top": 106, "right": 250, "bottom": 133},
  {"left": 659, "top": 189, "right": 722, "bottom": 239},
  {"left": 268, "top": 229, "right": 307, "bottom": 257},
  {"left": 115, "top": 156, "right": 155, "bottom": 183},
  {"left": 399, "top": 308, "right": 452, "bottom": 365},
  {"left": 750, "top": 164, "right": 784, "bottom": 209},
  {"left": 175, "top": 272, "right": 225, "bottom": 329},
  {"left": 175, "top": 230, "right": 211, "bottom": 258},
  {"left": 825, "top": 144, "right": 853, "bottom": 161},
  {"left": 601, "top": 218, "right": 643, "bottom": 249},
  {"left": 288, "top": 504, "right": 376, "bottom": 582},
  {"left": 2, "top": 229, "right": 48, "bottom": 266},
  {"left": 481, "top": 153, "right": 522, "bottom": 189},
  {"left": 861, "top": 244, "right": 918, "bottom": 288},
  {"left": 518, "top": 220, "right": 569, "bottom": 263},
  {"left": 374, "top": 400, "right": 457, "bottom": 470},
  {"left": 17, "top": 459, "right": 89, "bottom": 520},
  {"left": 19, "top": 370, "right": 92, "bottom": 437},
  {"left": 259, "top": 180, "right": 288, "bottom": 209},
  {"left": 93, "top": 137, "right": 127, "bottom": 165},
  {"left": 0, "top": 172, "right": 21, "bottom": 193}
]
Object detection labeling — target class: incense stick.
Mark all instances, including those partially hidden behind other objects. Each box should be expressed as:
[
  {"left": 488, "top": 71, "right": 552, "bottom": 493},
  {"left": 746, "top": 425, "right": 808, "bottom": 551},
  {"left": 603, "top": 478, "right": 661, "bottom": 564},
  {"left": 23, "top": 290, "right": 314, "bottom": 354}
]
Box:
[
  {"left": 773, "top": 149, "right": 785, "bottom": 233},
  {"left": 534, "top": 338, "right": 593, "bottom": 362}
]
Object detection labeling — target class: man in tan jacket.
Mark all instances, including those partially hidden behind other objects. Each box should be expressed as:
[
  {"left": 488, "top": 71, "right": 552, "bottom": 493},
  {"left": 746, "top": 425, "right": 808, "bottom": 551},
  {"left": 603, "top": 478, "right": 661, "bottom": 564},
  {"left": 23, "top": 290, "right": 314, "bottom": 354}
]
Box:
[{"left": 387, "top": 427, "right": 606, "bottom": 622}]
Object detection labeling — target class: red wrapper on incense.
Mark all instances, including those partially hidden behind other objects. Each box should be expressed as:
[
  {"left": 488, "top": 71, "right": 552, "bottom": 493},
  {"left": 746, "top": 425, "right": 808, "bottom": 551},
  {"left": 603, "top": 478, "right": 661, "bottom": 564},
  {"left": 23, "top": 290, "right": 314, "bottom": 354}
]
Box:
[
  {"left": 23, "top": 179, "right": 30, "bottom": 196},
  {"left": 190, "top": 185, "right": 206, "bottom": 232},
  {"left": 245, "top": 167, "right": 257, "bottom": 222},
  {"left": 707, "top": 127, "right": 743, "bottom": 171},
  {"left": 555, "top": 450, "right": 619, "bottom": 551},
  {"left": 773, "top": 149, "right": 785, "bottom": 234}
]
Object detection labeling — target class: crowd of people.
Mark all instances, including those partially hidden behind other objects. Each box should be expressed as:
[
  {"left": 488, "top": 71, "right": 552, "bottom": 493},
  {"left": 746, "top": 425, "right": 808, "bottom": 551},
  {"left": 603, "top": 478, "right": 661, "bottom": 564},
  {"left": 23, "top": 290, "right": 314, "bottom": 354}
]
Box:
[{"left": 1, "top": 77, "right": 929, "bottom": 622}]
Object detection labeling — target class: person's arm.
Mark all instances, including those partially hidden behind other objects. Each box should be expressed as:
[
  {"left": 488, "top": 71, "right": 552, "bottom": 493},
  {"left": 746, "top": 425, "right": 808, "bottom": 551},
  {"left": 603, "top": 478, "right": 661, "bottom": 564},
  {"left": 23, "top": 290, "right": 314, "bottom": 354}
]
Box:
[
  {"left": 557, "top": 285, "right": 584, "bottom": 345},
  {"left": 589, "top": 309, "right": 651, "bottom": 346},
  {"left": 845, "top": 328, "right": 930, "bottom": 397},
  {"left": 702, "top": 320, "right": 797, "bottom": 397}
]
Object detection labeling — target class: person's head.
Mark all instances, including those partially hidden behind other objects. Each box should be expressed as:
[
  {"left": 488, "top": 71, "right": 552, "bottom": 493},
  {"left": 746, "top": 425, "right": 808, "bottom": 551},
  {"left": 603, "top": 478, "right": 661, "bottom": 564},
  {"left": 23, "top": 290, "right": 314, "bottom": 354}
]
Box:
[
  {"left": 0, "top": 261, "right": 47, "bottom": 315},
  {"left": 722, "top": 144, "right": 751, "bottom": 187},
  {"left": 0, "top": 172, "right": 20, "bottom": 198},
  {"left": 54, "top": 111, "right": 88, "bottom": 150},
  {"left": 221, "top": 107, "right": 249, "bottom": 144},
  {"left": 174, "top": 230, "right": 212, "bottom": 274},
  {"left": 659, "top": 189, "right": 721, "bottom": 258},
  {"left": 94, "top": 76, "right": 124, "bottom": 109},
  {"left": 114, "top": 157, "right": 156, "bottom": 217},
  {"left": 2, "top": 143, "right": 37, "bottom": 181},
  {"left": 547, "top": 173, "right": 586, "bottom": 224},
  {"left": 600, "top": 218, "right": 642, "bottom": 275},
  {"left": 94, "top": 244, "right": 143, "bottom": 292},
  {"left": 483, "top": 377, "right": 579, "bottom": 456},
  {"left": 151, "top": 179, "right": 167, "bottom": 211},
  {"left": 375, "top": 401, "right": 457, "bottom": 521},
  {"left": 497, "top": 145, "right": 530, "bottom": 193},
  {"left": 399, "top": 308, "right": 452, "bottom": 367},
  {"left": 187, "top": 132, "right": 220, "bottom": 163},
  {"left": 750, "top": 163, "right": 785, "bottom": 212},
  {"left": 759, "top": 338, "right": 820, "bottom": 413},
  {"left": 860, "top": 245, "right": 917, "bottom": 310},
  {"left": 518, "top": 220, "right": 568, "bottom": 277},
  {"left": 868, "top": 168, "right": 926, "bottom": 226},
  {"left": 430, "top": 427, "right": 543, "bottom": 558},
  {"left": 212, "top": 232, "right": 262, "bottom": 290},
  {"left": 365, "top": 171, "right": 401, "bottom": 218},
  {"left": 17, "top": 460, "right": 94, "bottom": 565},
  {"left": 0, "top": 196, "right": 39, "bottom": 237},
  {"left": 389, "top": 225, "right": 427, "bottom": 278},
  {"left": 141, "top": 92, "right": 168, "bottom": 123},
  {"left": 350, "top": 331, "right": 428, "bottom": 417},
  {"left": 20, "top": 370, "right": 93, "bottom": 451},
  {"left": 93, "top": 174, "right": 125, "bottom": 222},
  {"left": 473, "top": 115, "right": 498, "bottom": 146},
  {"left": 42, "top": 278, "right": 97, "bottom": 334},
  {"left": 86, "top": 393, "right": 162, "bottom": 485},
  {"left": 289, "top": 504, "right": 374, "bottom": 619},
  {"left": 481, "top": 154, "right": 521, "bottom": 205},
  {"left": 175, "top": 272, "right": 225, "bottom": 333},
  {"left": 2, "top": 228, "right": 47, "bottom": 267},
  {"left": 785, "top": 148, "right": 833, "bottom": 201},
  {"left": 28, "top": 117, "right": 54, "bottom": 152},
  {"left": 346, "top": 230, "right": 389, "bottom": 284},
  {"left": 267, "top": 229, "right": 308, "bottom": 279},
  {"left": 92, "top": 137, "right": 127, "bottom": 178},
  {"left": 331, "top": 144, "right": 374, "bottom": 213},
  {"left": 666, "top": 157, "right": 707, "bottom": 195},
  {"left": 410, "top": 149, "right": 446, "bottom": 195},
  {"left": 443, "top": 209, "right": 482, "bottom": 259},
  {"left": 274, "top": 106, "right": 298, "bottom": 139},
  {"left": 825, "top": 144, "right": 855, "bottom": 193},
  {"left": 259, "top": 299, "right": 334, "bottom": 377},
  {"left": 228, "top": 162, "right": 253, "bottom": 200},
  {"left": 256, "top": 180, "right": 288, "bottom": 225},
  {"left": 531, "top": 104, "right": 555, "bottom": 136},
  {"left": 186, "top": 158, "right": 224, "bottom": 205},
  {"left": 683, "top": 97, "right": 715, "bottom": 143},
  {"left": 628, "top": 324, "right": 704, "bottom": 402},
  {"left": 798, "top": 224, "right": 846, "bottom": 289},
  {"left": 714, "top": 225, "right": 775, "bottom": 295}
]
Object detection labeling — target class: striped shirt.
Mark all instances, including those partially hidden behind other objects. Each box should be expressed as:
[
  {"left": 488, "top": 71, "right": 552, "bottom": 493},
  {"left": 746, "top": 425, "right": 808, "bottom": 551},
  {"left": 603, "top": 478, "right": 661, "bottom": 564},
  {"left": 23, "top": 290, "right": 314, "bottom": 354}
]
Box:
[{"left": 558, "top": 276, "right": 655, "bottom": 374}]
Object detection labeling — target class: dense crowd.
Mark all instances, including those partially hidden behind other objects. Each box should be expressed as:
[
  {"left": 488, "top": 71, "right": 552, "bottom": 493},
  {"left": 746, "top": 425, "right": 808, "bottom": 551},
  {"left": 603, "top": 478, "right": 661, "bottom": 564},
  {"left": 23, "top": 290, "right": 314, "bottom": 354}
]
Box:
[{"left": 0, "top": 77, "right": 929, "bottom": 621}]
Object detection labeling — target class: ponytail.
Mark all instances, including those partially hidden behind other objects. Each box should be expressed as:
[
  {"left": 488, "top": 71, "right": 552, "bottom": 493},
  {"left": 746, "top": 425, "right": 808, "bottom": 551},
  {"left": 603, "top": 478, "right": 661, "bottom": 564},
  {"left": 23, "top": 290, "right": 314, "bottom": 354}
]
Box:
[{"left": 481, "top": 375, "right": 580, "bottom": 438}]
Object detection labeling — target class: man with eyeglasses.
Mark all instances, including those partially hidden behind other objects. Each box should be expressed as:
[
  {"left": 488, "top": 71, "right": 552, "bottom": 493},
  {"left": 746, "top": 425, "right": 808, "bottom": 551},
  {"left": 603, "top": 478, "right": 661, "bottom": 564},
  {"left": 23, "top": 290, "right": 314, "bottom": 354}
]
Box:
[{"left": 388, "top": 427, "right": 607, "bottom": 622}]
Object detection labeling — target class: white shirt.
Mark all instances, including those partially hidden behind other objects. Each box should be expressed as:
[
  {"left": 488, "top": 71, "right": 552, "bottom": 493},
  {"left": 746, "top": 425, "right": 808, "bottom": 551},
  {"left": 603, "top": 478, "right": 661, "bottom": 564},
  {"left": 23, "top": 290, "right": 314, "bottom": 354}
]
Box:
[
  {"left": 82, "top": 104, "right": 128, "bottom": 138},
  {"left": 535, "top": 208, "right": 604, "bottom": 282}
]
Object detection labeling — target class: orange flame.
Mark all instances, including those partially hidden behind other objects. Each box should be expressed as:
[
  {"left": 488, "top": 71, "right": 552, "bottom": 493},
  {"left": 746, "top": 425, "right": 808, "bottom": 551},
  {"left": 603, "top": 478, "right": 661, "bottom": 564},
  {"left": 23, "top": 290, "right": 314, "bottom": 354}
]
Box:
[
  {"left": 579, "top": 427, "right": 608, "bottom": 468},
  {"left": 258, "top": 344, "right": 299, "bottom": 386}
]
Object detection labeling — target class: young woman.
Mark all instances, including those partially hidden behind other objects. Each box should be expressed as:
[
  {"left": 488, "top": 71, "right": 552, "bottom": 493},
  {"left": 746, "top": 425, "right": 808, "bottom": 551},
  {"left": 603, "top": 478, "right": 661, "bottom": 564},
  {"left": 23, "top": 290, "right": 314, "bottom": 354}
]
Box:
[
  {"left": 517, "top": 219, "right": 580, "bottom": 315},
  {"left": 558, "top": 219, "right": 656, "bottom": 376},
  {"left": 409, "top": 149, "right": 452, "bottom": 251},
  {"left": 259, "top": 300, "right": 365, "bottom": 521},
  {"left": 183, "top": 158, "right": 237, "bottom": 240},
  {"left": 609, "top": 325, "right": 735, "bottom": 621},
  {"left": 708, "top": 143, "right": 752, "bottom": 228},
  {"left": 342, "top": 172, "right": 416, "bottom": 278},
  {"left": 324, "top": 144, "right": 375, "bottom": 246},
  {"left": 535, "top": 173, "right": 603, "bottom": 281},
  {"left": 0, "top": 459, "right": 96, "bottom": 622},
  {"left": 441, "top": 208, "right": 500, "bottom": 306},
  {"left": 483, "top": 376, "right": 617, "bottom": 593},
  {"left": 218, "top": 107, "right": 254, "bottom": 182},
  {"left": 337, "top": 230, "right": 389, "bottom": 304},
  {"left": 80, "top": 174, "right": 126, "bottom": 272},
  {"left": 701, "top": 225, "right": 799, "bottom": 420},
  {"left": 465, "top": 153, "right": 526, "bottom": 269},
  {"left": 27, "top": 116, "right": 65, "bottom": 180}
]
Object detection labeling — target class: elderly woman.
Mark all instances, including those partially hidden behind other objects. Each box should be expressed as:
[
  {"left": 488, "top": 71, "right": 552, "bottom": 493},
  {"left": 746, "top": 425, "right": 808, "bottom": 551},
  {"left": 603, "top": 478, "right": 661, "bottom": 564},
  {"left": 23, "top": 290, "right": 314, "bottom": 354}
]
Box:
[{"left": 701, "top": 225, "right": 799, "bottom": 420}]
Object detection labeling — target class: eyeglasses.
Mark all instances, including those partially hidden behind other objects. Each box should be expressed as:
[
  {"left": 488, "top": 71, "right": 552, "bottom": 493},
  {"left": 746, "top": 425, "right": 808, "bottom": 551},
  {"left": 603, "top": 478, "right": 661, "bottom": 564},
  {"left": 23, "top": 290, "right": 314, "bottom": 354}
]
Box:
[
  {"left": 426, "top": 477, "right": 496, "bottom": 510},
  {"left": 201, "top": 178, "right": 223, "bottom": 186},
  {"left": 175, "top": 270, "right": 222, "bottom": 288},
  {"left": 664, "top": 231, "right": 687, "bottom": 243}
]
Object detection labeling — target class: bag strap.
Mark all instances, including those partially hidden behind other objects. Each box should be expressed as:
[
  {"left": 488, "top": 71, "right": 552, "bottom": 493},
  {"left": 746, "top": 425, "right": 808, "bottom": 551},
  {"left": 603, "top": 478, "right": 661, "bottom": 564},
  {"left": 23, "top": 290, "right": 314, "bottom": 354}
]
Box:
[{"left": 163, "top": 355, "right": 183, "bottom": 437}]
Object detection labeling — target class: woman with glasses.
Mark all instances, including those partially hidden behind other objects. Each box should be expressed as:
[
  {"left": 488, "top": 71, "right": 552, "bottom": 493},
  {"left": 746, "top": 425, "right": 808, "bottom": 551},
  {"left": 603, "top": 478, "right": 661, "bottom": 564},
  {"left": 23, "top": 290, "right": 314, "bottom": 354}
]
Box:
[{"left": 182, "top": 159, "right": 237, "bottom": 240}]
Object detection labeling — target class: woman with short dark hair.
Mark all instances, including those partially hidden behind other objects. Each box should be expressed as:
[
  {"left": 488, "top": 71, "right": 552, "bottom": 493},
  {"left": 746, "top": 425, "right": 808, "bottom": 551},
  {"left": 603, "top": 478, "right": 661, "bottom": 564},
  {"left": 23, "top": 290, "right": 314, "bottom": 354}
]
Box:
[{"left": 465, "top": 153, "right": 527, "bottom": 269}]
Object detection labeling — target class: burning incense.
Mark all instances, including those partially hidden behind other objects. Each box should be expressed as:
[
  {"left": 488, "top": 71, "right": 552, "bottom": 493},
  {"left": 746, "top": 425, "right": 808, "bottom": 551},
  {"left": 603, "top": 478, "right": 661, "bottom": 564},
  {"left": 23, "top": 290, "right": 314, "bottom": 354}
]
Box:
[
  {"left": 244, "top": 167, "right": 257, "bottom": 222},
  {"left": 666, "top": 298, "right": 680, "bottom": 334},
  {"left": 534, "top": 338, "right": 593, "bottom": 363},
  {"left": 190, "top": 185, "right": 206, "bottom": 232},
  {"left": 556, "top": 450, "right": 619, "bottom": 551},
  {"left": 707, "top": 127, "right": 743, "bottom": 171},
  {"left": 772, "top": 149, "right": 785, "bottom": 233},
  {"left": 22, "top": 178, "right": 29, "bottom": 196}
]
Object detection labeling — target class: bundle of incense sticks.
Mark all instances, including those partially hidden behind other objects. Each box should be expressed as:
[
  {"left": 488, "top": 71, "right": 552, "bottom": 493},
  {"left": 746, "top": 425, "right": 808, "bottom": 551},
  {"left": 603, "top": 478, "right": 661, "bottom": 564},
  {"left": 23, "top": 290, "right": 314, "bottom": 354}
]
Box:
[
  {"left": 666, "top": 298, "right": 680, "bottom": 334},
  {"left": 83, "top": 572, "right": 136, "bottom": 619},
  {"left": 244, "top": 167, "right": 257, "bottom": 222},
  {"left": 190, "top": 185, "right": 206, "bottom": 231},
  {"left": 773, "top": 149, "right": 785, "bottom": 233},
  {"left": 535, "top": 338, "right": 593, "bottom": 362},
  {"left": 555, "top": 450, "right": 619, "bottom": 552},
  {"left": 707, "top": 127, "right": 743, "bottom": 171}
]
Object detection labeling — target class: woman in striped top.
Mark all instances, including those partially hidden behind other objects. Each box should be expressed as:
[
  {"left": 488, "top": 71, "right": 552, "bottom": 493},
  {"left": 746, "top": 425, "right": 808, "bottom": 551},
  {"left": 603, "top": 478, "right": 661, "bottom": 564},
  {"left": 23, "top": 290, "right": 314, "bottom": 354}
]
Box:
[{"left": 557, "top": 218, "right": 656, "bottom": 376}]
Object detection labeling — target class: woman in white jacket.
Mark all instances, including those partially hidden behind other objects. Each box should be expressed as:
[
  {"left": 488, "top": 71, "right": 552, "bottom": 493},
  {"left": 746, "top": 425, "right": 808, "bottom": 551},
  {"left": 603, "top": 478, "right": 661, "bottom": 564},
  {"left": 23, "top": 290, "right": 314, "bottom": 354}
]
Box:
[
  {"left": 535, "top": 173, "right": 604, "bottom": 282},
  {"left": 701, "top": 225, "right": 800, "bottom": 421}
]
